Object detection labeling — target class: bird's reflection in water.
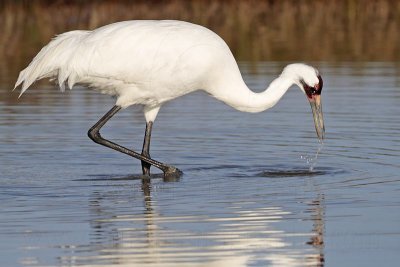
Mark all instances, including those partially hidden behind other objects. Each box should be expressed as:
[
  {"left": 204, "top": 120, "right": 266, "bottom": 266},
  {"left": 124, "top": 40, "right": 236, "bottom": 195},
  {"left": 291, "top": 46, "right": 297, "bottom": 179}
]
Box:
[
  {"left": 306, "top": 193, "right": 325, "bottom": 266},
  {"left": 80, "top": 175, "right": 326, "bottom": 267}
]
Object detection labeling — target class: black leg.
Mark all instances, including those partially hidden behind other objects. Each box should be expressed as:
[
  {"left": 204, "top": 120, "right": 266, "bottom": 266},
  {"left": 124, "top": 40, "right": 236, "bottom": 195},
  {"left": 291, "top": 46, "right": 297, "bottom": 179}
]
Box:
[
  {"left": 141, "top": 121, "right": 153, "bottom": 176},
  {"left": 87, "top": 106, "right": 182, "bottom": 178}
]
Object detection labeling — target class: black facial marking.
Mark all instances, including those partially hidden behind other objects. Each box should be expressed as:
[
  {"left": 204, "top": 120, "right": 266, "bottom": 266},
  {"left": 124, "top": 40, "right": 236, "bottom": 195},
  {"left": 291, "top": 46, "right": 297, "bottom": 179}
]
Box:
[
  {"left": 317, "top": 75, "right": 323, "bottom": 93},
  {"left": 301, "top": 75, "right": 323, "bottom": 99}
]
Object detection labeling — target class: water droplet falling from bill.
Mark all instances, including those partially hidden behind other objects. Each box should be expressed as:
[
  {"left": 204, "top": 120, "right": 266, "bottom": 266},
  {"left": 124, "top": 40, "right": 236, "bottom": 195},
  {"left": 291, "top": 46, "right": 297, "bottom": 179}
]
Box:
[{"left": 301, "top": 141, "right": 324, "bottom": 172}]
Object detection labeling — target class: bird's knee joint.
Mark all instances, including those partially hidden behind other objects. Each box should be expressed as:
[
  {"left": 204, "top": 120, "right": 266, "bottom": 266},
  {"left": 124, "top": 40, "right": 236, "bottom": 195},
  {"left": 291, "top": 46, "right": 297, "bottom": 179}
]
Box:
[{"left": 88, "top": 128, "right": 101, "bottom": 142}]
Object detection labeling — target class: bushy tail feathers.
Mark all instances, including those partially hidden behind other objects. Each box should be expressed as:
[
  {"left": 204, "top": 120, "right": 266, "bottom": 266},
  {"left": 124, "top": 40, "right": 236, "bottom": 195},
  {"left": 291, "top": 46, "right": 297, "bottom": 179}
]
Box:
[{"left": 14, "top": 30, "right": 89, "bottom": 97}]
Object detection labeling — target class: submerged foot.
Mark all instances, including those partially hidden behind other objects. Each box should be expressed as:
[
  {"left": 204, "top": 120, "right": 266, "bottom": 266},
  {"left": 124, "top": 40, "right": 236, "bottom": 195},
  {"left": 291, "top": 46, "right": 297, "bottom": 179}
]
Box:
[
  {"left": 141, "top": 162, "right": 151, "bottom": 177},
  {"left": 163, "top": 165, "right": 183, "bottom": 180}
]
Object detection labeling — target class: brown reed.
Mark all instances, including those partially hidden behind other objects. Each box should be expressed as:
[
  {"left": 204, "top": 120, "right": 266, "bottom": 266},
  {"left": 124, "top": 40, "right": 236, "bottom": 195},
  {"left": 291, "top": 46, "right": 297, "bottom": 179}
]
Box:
[{"left": 1, "top": 0, "right": 400, "bottom": 82}]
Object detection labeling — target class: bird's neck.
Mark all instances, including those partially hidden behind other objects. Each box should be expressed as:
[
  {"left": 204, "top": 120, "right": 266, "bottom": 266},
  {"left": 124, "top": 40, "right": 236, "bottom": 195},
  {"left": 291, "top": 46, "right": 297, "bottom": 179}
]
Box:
[{"left": 214, "top": 73, "right": 295, "bottom": 113}]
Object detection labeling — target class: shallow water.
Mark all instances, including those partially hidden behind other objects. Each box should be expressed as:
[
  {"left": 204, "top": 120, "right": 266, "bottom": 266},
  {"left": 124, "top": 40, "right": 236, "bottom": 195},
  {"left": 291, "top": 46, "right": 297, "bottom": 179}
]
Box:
[{"left": 1, "top": 62, "right": 400, "bottom": 266}]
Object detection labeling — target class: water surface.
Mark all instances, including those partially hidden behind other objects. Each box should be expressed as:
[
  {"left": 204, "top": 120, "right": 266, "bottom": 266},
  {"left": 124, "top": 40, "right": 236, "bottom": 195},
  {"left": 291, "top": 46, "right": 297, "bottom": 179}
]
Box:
[{"left": 1, "top": 62, "right": 399, "bottom": 266}]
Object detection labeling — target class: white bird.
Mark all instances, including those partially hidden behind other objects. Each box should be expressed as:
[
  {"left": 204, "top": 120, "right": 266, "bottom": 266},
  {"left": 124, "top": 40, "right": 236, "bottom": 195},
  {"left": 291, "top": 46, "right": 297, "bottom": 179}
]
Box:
[{"left": 14, "top": 20, "right": 324, "bottom": 178}]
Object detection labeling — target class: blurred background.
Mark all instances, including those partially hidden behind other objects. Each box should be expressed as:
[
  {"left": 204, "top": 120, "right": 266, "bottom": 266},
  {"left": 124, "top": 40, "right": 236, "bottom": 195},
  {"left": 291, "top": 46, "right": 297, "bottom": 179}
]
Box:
[
  {"left": 1, "top": 0, "right": 400, "bottom": 77},
  {"left": 1, "top": 2, "right": 400, "bottom": 266}
]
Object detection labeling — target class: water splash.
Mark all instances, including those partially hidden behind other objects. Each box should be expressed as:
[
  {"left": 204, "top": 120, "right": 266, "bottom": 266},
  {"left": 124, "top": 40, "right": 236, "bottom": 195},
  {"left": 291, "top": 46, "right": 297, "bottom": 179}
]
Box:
[{"left": 301, "top": 141, "right": 324, "bottom": 172}]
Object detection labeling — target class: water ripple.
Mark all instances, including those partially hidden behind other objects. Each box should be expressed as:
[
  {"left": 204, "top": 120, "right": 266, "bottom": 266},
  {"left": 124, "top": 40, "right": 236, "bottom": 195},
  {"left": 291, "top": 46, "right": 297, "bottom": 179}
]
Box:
[{"left": 1, "top": 63, "right": 400, "bottom": 266}]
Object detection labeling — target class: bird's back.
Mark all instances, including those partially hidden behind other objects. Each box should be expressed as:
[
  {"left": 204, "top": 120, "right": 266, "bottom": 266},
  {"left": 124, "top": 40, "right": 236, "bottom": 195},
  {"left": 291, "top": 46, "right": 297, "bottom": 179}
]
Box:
[{"left": 16, "top": 20, "right": 240, "bottom": 107}]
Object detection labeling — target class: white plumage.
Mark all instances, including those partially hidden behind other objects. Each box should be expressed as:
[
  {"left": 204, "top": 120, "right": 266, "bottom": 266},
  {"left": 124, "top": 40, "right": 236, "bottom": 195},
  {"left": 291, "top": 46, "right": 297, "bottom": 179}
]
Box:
[
  {"left": 16, "top": 21, "right": 234, "bottom": 120},
  {"left": 14, "top": 20, "right": 324, "bottom": 176}
]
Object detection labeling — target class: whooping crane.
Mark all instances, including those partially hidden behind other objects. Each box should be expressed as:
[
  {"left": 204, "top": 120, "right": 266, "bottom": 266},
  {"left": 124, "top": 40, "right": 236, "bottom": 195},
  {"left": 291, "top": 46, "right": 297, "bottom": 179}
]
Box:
[{"left": 14, "top": 20, "right": 325, "bottom": 178}]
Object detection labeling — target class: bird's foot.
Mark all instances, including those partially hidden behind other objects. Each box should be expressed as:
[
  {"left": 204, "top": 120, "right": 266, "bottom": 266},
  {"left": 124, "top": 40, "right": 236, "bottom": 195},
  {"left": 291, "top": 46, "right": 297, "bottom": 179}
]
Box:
[{"left": 163, "top": 166, "right": 183, "bottom": 181}]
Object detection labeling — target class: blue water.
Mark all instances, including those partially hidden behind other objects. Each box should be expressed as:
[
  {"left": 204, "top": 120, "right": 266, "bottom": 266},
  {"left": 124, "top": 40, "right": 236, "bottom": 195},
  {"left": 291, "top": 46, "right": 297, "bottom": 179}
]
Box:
[{"left": 1, "top": 62, "right": 399, "bottom": 266}]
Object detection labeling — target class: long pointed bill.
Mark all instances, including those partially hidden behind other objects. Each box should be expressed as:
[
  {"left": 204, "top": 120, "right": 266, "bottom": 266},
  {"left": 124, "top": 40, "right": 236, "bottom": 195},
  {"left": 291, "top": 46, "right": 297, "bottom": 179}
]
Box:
[{"left": 309, "top": 95, "right": 325, "bottom": 141}]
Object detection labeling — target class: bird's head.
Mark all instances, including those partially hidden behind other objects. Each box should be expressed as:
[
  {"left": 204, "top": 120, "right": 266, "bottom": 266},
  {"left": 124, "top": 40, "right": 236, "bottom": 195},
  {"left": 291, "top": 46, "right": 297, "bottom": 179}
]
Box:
[{"left": 283, "top": 63, "right": 325, "bottom": 141}]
